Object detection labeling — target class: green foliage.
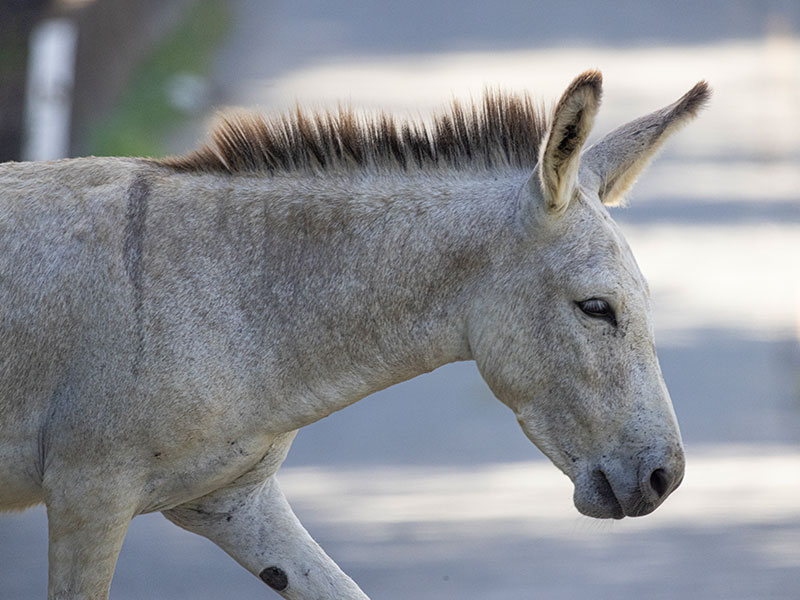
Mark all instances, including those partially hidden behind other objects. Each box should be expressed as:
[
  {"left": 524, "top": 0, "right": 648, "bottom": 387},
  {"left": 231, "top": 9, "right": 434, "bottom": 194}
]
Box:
[
  {"left": 89, "top": 0, "right": 230, "bottom": 157},
  {"left": 0, "top": 35, "right": 27, "bottom": 80}
]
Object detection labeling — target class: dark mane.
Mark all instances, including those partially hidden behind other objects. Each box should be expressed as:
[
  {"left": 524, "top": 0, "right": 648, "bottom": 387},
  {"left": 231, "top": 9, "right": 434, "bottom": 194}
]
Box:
[{"left": 158, "top": 90, "right": 548, "bottom": 175}]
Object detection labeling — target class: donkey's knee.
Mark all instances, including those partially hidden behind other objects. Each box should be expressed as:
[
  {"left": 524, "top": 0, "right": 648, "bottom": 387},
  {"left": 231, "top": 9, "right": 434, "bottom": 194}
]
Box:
[{"left": 164, "top": 478, "right": 369, "bottom": 599}]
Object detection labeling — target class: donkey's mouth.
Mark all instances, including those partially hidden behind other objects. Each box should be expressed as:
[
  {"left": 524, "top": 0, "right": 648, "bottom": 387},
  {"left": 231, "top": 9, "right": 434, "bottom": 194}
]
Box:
[
  {"left": 595, "top": 470, "right": 627, "bottom": 518},
  {"left": 574, "top": 468, "right": 665, "bottom": 519},
  {"left": 573, "top": 469, "right": 625, "bottom": 519}
]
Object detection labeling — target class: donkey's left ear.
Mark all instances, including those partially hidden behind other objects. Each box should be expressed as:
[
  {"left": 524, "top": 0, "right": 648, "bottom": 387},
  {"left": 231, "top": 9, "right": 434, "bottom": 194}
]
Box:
[
  {"left": 532, "top": 70, "right": 603, "bottom": 215},
  {"left": 581, "top": 81, "right": 711, "bottom": 206}
]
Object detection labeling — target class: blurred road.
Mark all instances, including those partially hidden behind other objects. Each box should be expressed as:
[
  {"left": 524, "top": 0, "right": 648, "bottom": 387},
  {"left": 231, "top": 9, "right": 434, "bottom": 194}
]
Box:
[{"left": 2, "top": 1, "right": 799, "bottom": 598}]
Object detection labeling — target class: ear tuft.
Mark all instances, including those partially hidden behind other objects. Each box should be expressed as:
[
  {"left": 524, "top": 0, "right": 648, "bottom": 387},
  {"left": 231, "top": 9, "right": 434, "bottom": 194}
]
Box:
[
  {"left": 668, "top": 80, "right": 712, "bottom": 123},
  {"left": 563, "top": 70, "right": 604, "bottom": 100}
]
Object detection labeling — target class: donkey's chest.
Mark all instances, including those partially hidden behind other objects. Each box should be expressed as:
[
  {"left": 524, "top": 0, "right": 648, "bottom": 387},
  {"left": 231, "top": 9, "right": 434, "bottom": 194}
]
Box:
[{"left": 138, "top": 430, "right": 296, "bottom": 513}]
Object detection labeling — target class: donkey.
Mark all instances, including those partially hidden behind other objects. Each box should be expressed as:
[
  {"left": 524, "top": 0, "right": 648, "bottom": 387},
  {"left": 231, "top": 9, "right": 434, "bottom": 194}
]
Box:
[{"left": 0, "top": 71, "right": 708, "bottom": 598}]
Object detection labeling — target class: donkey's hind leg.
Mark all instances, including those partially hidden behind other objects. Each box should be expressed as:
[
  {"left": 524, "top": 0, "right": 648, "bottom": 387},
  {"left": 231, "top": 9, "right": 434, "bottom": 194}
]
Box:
[
  {"left": 163, "top": 477, "right": 369, "bottom": 600},
  {"left": 44, "top": 480, "right": 135, "bottom": 599}
]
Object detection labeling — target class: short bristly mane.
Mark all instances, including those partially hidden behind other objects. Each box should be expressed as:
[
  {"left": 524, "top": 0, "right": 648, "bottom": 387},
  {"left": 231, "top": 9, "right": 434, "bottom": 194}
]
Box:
[{"left": 158, "top": 90, "right": 548, "bottom": 175}]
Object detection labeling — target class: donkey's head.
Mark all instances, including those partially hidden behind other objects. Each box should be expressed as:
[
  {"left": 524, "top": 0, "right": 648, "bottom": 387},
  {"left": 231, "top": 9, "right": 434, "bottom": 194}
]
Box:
[{"left": 470, "top": 71, "right": 709, "bottom": 519}]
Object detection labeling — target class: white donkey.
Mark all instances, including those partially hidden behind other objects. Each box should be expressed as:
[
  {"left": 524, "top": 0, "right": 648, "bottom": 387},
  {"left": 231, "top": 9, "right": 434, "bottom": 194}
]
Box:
[{"left": 0, "top": 71, "right": 708, "bottom": 598}]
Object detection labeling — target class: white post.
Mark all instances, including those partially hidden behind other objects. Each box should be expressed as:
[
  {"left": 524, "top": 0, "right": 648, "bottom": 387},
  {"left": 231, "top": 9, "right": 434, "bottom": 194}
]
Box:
[{"left": 22, "top": 18, "right": 79, "bottom": 161}]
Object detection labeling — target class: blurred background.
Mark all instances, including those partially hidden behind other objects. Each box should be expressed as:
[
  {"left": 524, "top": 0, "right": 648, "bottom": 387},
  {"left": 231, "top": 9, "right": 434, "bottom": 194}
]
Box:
[{"left": 1, "top": 0, "right": 799, "bottom": 598}]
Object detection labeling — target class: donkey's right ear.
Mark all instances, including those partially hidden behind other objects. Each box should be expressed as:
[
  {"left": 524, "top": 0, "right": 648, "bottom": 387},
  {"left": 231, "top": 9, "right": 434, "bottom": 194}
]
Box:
[{"left": 525, "top": 70, "right": 602, "bottom": 218}]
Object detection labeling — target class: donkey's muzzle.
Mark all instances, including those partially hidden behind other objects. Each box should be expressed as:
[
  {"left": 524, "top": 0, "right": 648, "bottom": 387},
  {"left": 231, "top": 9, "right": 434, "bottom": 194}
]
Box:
[
  {"left": 574, "top": 447, "right": 685, "bottom": 519},
  {"left": 623, "top": 463, "right": 684, "bottom": 517}
]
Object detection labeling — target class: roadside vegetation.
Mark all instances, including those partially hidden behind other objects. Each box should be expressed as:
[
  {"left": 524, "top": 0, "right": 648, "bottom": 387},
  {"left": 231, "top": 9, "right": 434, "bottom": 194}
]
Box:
[{"left": 89, "top": 0, "right": 230, "bottom": 157}]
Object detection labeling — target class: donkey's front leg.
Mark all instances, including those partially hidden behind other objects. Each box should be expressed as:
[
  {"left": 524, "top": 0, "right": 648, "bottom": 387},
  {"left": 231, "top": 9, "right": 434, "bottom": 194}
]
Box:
[
  {"left": 45, "top": 484, "right": 135, "bottom": 599},
  {"left": 163, "top": 477, "right": 369, "bottom": 599}
]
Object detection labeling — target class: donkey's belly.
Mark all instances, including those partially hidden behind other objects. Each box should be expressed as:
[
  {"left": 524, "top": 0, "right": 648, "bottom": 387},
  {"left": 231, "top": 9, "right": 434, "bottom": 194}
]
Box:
[
  {"left": 0, "top": 354, "right": 58, "bottom": 511},
  {"left": 0, "top": 412, "right": 45, "bottom": 511},
  {"left": 0, "top": 460, "right": 44, "bottom": 511}
]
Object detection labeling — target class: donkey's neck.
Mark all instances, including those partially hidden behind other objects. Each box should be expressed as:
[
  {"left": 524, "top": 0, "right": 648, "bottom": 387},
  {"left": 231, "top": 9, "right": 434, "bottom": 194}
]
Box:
[{"left": 209, "top": 171, "right": 520, "bottom": 429}]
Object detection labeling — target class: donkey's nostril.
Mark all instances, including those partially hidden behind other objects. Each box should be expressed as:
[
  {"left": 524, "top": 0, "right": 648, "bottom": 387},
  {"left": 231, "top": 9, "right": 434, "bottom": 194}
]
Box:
[{"left": 649, "top": 468, "right": 670, "bottom": 499}]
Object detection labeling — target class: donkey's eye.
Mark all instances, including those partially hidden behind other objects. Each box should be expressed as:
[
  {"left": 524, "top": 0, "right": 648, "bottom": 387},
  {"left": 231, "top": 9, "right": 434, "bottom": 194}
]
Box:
[{"left": 576, "top": 298, "right": 617, "bottom": 327}]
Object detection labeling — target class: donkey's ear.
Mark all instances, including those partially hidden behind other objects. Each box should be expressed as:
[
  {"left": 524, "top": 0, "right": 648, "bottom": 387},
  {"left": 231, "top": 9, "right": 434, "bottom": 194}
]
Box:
[
  {"left": 533, "top": 70, "right": 602, "bottom": 215},
  {"left": 581, "top": 81, "right": 711, "bottom": 206}
]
